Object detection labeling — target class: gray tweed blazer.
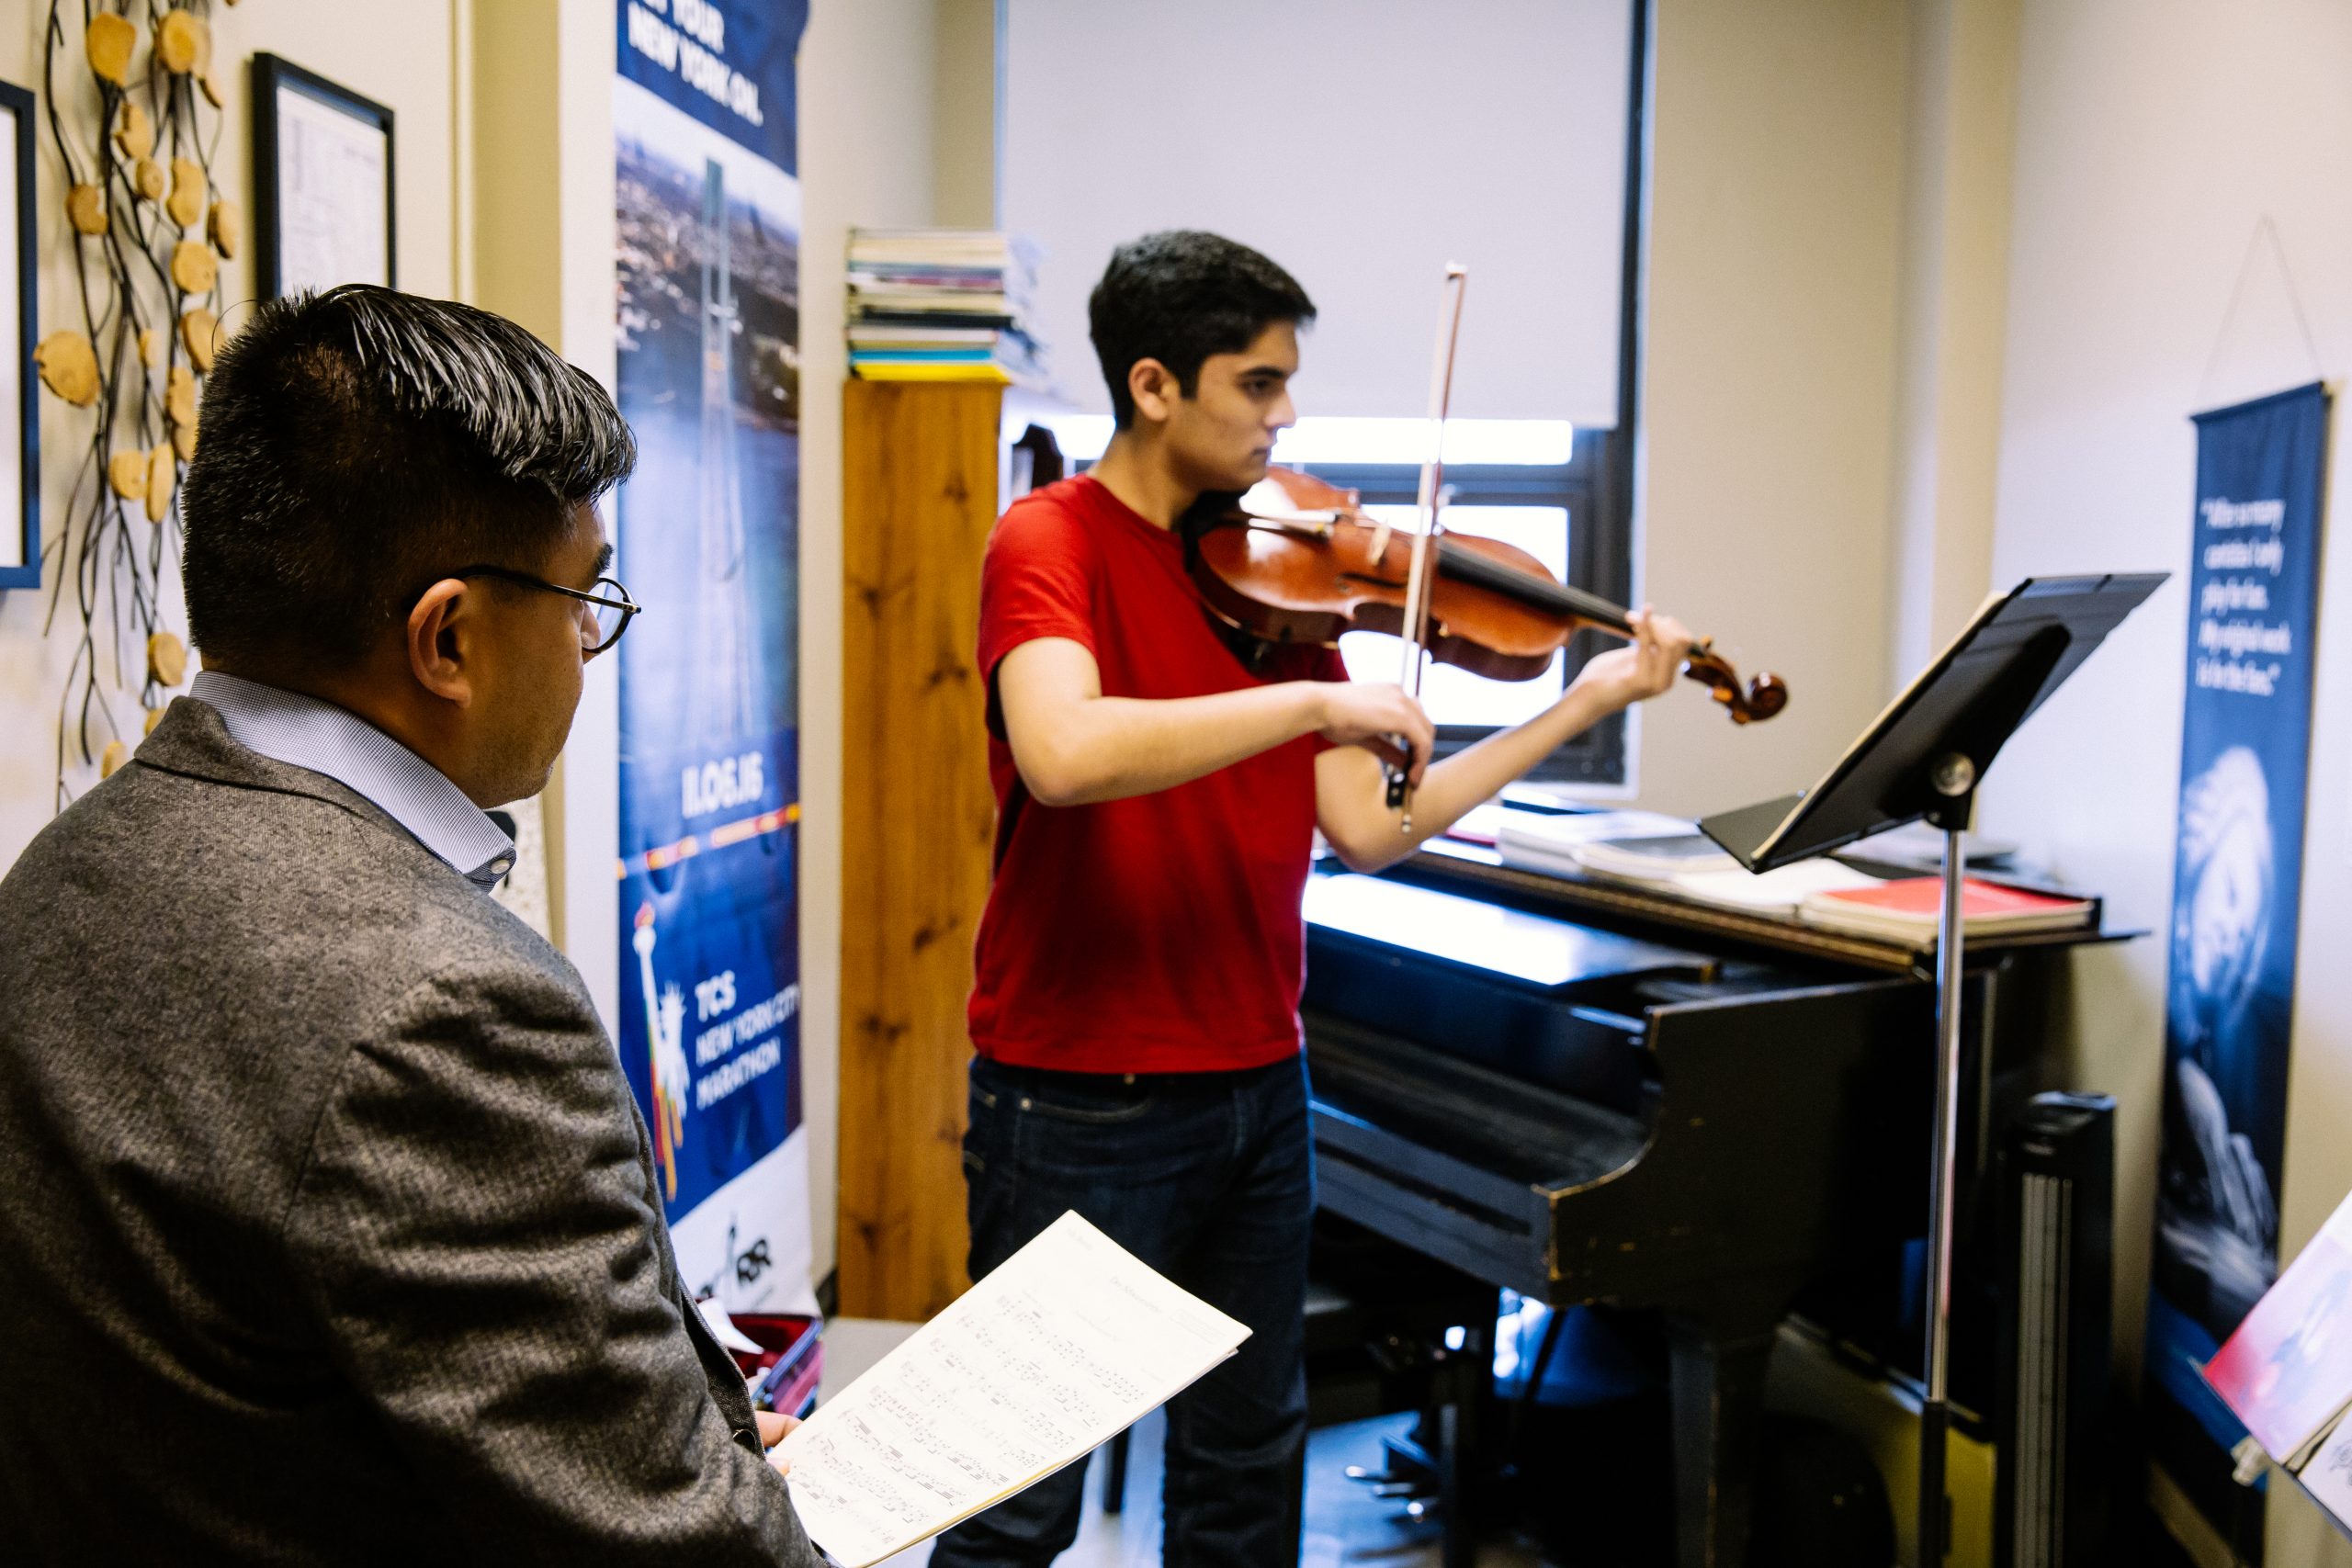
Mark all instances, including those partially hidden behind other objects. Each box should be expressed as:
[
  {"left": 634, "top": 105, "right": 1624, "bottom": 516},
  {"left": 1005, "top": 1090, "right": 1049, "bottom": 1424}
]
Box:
[{"left": 0, "top": 698, "right": 819, "bottom": 1566}]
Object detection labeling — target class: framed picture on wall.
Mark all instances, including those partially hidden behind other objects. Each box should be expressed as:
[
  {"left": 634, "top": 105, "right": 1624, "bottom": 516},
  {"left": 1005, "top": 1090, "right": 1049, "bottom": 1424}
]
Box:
[
  {"left": 251, "top": 54, "right": 395, "bottom": 299},
  {"left": 0, "top": 76, "right": 36, "bottom": 590}
]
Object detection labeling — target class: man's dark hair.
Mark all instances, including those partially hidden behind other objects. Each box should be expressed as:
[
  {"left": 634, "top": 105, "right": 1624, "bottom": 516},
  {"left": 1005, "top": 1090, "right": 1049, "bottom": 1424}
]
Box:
[
  {"left": 181, "top": 284, "right": 636, "bottom": 671},
  {"left": 1088, "top": 231, "right": 1315, "bottom": 429}
]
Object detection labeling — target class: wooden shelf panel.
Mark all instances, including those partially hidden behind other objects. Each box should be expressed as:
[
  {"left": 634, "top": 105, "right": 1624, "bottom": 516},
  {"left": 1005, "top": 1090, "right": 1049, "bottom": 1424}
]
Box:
[{"left": 838, "top": 379, "right": 1003, "bottom": 1320}]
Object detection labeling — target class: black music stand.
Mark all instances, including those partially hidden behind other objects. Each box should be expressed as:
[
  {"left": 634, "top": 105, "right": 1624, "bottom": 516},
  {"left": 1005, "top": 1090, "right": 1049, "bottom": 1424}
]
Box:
[{"left": 1699, "top": 573, "right": 2165, "bottom": 1564}]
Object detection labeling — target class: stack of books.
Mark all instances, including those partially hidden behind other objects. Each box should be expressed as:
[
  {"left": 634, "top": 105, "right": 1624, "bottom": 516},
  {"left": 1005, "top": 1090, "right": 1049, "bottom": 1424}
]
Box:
[
  {"left": 847, "top": 229, "right": 1043, "bottom": 385},
  {"left": 1492, "top": 808, "right": 1692, "bottom": 879},
  {"left": 1571, "top": 831, "right": 1739, "bottom": 882},
  {"left": 1493, "top": 808, "right": 1886, "bottom": 916}
]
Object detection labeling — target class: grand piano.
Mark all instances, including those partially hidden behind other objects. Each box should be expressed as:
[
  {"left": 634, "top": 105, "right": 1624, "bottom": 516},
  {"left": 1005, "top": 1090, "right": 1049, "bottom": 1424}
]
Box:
[{"left": 1300, "top": 826, "right": 2115, "bottom": 1568}]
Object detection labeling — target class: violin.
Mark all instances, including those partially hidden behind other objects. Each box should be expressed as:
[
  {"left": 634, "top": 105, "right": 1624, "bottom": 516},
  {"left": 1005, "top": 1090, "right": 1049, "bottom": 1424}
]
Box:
[{"left": 1187, "top": 464, "right": 1789, "bottom": 724}]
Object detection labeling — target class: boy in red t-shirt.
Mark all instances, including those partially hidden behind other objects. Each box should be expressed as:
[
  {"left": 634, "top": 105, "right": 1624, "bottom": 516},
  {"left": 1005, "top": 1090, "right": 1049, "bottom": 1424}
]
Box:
[{"left": 934, "top": 231, "right": 1691, "bottom": 1568}]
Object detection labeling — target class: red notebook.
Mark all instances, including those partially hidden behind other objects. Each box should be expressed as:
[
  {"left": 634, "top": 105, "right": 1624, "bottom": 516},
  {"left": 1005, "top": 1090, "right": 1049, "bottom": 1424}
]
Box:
[{"left": 1798, "top": 876, "right": 2094, "bottom": 940}]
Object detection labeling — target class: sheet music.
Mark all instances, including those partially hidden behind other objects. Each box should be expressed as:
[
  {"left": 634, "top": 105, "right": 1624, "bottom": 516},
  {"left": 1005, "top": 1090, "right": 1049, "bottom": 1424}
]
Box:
[
  {"left": 777, "top": 1212, "right": 1249, "bottom": 1568},
  {"left": 2301, "top": 1417, "right": 2352, "bottom": 1528}
]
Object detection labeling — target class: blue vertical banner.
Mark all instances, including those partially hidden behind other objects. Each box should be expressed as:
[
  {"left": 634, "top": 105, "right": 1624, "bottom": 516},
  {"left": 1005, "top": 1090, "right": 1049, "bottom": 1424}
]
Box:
[
  {"left": 2146, "top": 381, "right": 2331, "bottom": 1542},
  {"left": 614, "top": 0, "right": 815, "bottom": 1313}
]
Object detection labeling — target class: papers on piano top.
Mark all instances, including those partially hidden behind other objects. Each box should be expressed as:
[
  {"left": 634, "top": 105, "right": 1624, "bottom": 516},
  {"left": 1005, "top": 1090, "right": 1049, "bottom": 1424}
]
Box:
[
  {"left": 1494, "top": 807, "right": 1695, "bottom": 882},
  {"left": 775, "top": 1212, "right": 1250, "bottom": 1568},
  {"left": 1494, "top": 807, "right": 1690, "bottom": 865},
  {"left": 1668, "top": 858, "right": 1890, "bottom": 913},
  {"left": 1493, "top": 807, "right": 1886, "bottom": 914},
  {"left": 1441, "top": 799, "right": 1515, "bottom": 847},
  {"left": 1572, "top": 832, "right": 1740, "bottom": 881}
]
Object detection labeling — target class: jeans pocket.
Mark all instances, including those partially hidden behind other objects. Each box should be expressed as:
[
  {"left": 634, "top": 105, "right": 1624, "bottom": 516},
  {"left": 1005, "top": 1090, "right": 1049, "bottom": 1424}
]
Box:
[
  {"left": 1015, "top": 1088, "right": 1208, "bottom": 1190},
  {"left": 1015, "top": 1084, "right": 1158, "bottom": 1126},
  {"left": 965, "top": 1063, "right": 1002, "bottom": 1177}
]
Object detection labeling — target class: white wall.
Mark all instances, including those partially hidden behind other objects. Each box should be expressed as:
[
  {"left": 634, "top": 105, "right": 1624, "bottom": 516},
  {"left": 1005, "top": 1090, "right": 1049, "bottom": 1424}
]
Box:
[
  {"left": 0, "top": 2, "right": 463, "bottom": 873},
  {"left": 1630, "top": 0, "right": 1910, "bottom": 818},
  {"left": 1982, "top": 0, "right": 2352, "bottom": 1559}
]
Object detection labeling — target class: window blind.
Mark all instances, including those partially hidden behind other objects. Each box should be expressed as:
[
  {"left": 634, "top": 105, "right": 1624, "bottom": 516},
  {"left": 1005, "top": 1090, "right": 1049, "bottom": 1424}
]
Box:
[{"left": 1001, "top": 0, "right": 1634, "bottom": 425}]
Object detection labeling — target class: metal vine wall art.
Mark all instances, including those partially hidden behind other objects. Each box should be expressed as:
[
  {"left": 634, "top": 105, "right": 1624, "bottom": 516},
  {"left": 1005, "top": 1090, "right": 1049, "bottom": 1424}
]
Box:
[{"left": 34, "top": 0, "right": 234, "bottom": 806}]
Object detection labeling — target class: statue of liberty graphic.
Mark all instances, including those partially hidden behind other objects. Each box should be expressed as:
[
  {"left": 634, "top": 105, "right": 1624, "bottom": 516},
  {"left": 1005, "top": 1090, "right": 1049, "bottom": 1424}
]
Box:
[{"left": 632, "top": 902, "right": 692, "bottom": 1200}]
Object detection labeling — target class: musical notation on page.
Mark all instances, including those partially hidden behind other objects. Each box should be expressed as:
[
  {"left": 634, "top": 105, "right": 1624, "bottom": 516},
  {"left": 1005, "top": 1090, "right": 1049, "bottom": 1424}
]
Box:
[{"left": 777, "top": 1212, "right": 1250, "bottom": 1568}]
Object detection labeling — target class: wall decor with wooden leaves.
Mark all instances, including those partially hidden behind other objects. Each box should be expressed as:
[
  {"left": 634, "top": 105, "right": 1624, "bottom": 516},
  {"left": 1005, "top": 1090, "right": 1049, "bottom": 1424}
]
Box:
[{"left": 36, "top": 0, "right": 234, "bottom": 802}]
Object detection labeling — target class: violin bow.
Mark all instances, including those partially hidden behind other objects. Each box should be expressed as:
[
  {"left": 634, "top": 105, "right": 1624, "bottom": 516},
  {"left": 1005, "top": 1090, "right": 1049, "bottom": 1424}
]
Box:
[{"left": 1388, "top": 264, "right": 1470, "bottom": 831}]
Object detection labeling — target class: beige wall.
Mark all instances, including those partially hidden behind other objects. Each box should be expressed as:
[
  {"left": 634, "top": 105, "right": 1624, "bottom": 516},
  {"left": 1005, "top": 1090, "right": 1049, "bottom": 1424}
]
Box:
[
  {"left": 796, "top": 0, "right": 1924, "bottom": 1280},
  {"left": 798, "top": 0, "right": 958, "bottom": 1282},
  {"left": 0, "top": 0, "right": 970, "bottom": 1292},
  {"left": 25, "top": 37, "right": 2351, "bottom": 1555},
  {"left": 469, "top": 0, "right": 620, "bottom": 1020},
  {"left": 1883, "top": 0, "right": 2019, "bottom": 686},
  {"left": 0, "top": 0, "right": 463, "bottom": 874},
  {"left": 1984, "top": 1, "right": 2352, "bottom": 1558},
  {"left": 1630, "top": 0, "right": 1910, "bottom": 818},
  {"left": 931, "top": 0, "right": 996, "bottom": 231}
]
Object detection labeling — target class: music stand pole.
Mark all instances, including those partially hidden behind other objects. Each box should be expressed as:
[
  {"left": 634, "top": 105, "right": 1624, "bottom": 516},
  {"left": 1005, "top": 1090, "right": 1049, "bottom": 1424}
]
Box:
[
  {"left": 1919, "top": 756, "right": 1975, "bottom": 1567},
  {"left": 1693, "top": 573, "right": 2168, "bottom": 1568}
]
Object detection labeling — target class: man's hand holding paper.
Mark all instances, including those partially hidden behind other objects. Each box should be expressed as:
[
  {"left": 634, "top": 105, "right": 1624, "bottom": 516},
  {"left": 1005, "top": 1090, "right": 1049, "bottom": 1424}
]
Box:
[{"left": 777, "top": 1213, "right": 1249, "bottom": 1568}]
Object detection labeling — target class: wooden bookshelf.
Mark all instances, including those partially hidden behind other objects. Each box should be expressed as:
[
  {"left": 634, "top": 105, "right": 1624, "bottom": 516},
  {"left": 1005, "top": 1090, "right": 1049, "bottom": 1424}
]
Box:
[{"left": 837, "top": 378, "right": 1003, "bottom": 1320}]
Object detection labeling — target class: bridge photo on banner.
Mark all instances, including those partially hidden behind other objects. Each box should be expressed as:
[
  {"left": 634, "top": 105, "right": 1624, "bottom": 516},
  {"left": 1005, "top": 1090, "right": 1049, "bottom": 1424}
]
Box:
[
  {"left": 2145, "top": 379, "right": 2331, "bottom": 1548},
  {"left": 612, "top": 0, "right": 816, "bottom": 1314}
]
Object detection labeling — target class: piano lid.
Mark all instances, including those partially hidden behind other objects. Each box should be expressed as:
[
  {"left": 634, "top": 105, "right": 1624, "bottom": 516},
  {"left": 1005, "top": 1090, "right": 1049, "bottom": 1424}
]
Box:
[{"left": 1305, "top": 872, "right": 1713, "bottom": 992}]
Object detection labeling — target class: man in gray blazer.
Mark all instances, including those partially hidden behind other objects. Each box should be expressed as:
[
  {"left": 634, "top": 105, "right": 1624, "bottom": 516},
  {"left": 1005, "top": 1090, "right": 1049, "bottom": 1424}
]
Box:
[{"left": 0, "top": 286, "right": 821, "bottom": 1564}]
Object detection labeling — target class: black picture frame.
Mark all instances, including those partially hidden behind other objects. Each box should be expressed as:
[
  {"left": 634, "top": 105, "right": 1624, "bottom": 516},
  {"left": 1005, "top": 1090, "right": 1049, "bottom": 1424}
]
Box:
[
  {"left": 0, "top": 76, "right": 36, "bottom": 591},
  {"left": 250, "top": 54, "right": 396, "bottom": 299}
]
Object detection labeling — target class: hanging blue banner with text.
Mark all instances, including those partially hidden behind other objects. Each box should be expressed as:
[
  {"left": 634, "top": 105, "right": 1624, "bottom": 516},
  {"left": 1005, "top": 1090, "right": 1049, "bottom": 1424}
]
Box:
[
  {"left": 2146, "top": 380, "right": 2331, "bottom": 1546},
  {"left": 618, "top": 0, "right": 805, "bottom": 176},
  {"left": 614, "top": 0, "right": 814, "bottom": 1314}
]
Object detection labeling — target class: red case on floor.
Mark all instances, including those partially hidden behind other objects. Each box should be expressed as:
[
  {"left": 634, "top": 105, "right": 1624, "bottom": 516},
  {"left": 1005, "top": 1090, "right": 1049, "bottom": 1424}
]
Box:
[{"left": 729, "top": 1314, "right": 824, "bottom": 1418}]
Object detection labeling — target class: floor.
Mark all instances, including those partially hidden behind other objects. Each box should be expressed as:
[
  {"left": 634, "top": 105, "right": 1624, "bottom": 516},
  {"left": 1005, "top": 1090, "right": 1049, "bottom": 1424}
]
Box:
[{"left": 818, "top": 1319, "right": 1546, "bottom": 1568}]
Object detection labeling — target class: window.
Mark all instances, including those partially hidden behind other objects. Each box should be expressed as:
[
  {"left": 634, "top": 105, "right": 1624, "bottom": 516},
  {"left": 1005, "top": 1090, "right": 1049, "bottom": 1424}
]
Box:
[
  {"left": 1008, "top": 0, "right": 1654, "bottom": 787},
  {"left": 1003, "top": 0, "right": 1639, "bottom": 426},
  {"left": 1037, "top": 416, "right": 1635, "bottom": 786},
  {"left": 1302, "top": 425, "right": 1631, "bottom": 787}
]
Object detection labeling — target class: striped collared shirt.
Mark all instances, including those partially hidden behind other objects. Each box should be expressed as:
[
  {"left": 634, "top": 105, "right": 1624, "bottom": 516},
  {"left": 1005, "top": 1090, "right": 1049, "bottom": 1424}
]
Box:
[{"left": 189, "top": 670, "right": 516, "bottom": 892}]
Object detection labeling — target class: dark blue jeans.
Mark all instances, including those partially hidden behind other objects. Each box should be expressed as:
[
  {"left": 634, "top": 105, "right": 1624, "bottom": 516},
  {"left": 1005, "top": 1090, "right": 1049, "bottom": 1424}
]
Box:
[{"left": 927, "top": 1055, "right": 1314, "bottom": 1568}]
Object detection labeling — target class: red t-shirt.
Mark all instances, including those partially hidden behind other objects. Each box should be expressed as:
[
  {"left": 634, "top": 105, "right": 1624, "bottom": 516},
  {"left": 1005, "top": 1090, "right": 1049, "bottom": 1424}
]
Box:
[{"left": 968, "top": 475, "right": 1349, "bottom": 1075}]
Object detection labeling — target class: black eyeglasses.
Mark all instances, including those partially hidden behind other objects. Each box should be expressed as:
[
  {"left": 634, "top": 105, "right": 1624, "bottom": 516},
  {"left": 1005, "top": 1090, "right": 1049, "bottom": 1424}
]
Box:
[{"left": 452, "top": 566, "right": 641, "bottom": 654}]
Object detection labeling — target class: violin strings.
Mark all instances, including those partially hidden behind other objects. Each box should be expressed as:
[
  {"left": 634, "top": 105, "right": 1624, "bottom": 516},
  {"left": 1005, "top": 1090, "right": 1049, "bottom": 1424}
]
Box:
[{"left": 1432, "top": 537, "right": 1635, "bottom": 634}]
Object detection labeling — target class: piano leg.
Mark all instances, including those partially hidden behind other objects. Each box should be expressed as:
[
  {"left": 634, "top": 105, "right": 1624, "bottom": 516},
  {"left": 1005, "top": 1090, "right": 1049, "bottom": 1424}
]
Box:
[{"left": 1665, "top": 1303, "right": 1784, "bottom": 1568}]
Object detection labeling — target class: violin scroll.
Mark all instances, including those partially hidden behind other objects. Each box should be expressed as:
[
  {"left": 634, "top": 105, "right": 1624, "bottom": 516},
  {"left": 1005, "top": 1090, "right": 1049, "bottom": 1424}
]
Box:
[{"left": 1684, "top": 643, "right": 1788, "bottom": 725}]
